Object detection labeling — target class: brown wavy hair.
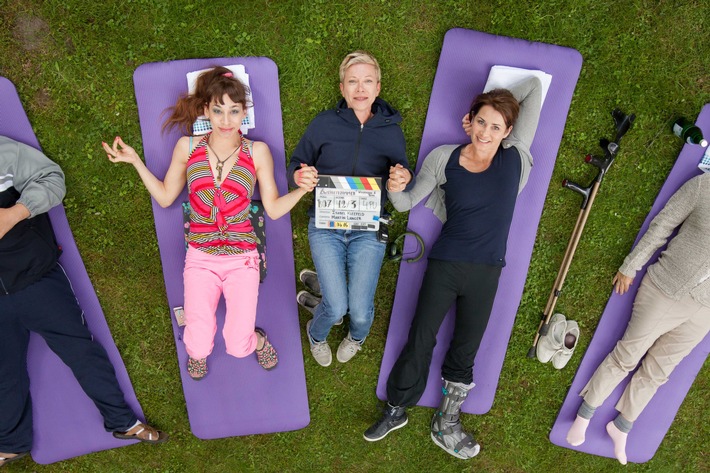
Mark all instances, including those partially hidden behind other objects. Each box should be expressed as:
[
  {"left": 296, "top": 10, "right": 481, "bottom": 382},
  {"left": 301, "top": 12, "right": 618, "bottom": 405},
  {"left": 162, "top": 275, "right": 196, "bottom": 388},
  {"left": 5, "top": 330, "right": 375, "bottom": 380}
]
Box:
[
  {"left": 163, "top": 66, "right": 252, "bottom": 135},
  {"left": 468, "top": 88, "right": 519, "bottom": 129}
]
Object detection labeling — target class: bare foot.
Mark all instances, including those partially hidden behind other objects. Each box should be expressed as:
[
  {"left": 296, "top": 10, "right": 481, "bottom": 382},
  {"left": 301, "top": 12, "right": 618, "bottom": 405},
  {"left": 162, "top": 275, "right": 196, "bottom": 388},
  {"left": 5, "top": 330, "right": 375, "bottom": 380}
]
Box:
[
  {"left": 566, "top": 415, "right": 590, "bottom": 446},
  {"left": 606, "top": 421, "right": 628, "bottom": 465}
]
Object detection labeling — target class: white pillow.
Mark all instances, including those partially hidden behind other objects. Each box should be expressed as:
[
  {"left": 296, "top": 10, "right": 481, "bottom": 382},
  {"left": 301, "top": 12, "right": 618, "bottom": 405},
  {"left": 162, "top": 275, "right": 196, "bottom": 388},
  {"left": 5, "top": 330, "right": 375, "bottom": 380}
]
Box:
[{"left": 483, "top": 65, "right": 552, "bottom": 110}]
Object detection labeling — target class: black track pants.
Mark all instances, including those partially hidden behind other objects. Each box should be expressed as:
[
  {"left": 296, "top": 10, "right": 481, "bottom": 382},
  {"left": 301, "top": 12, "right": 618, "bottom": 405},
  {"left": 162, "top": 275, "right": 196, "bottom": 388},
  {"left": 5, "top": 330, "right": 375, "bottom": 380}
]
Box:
[
  {"left": 0, "top": 265, "right": 137, "bottom": 452},
  {"left": 386, "top": 259, "right": 501, "bottom": 407}
]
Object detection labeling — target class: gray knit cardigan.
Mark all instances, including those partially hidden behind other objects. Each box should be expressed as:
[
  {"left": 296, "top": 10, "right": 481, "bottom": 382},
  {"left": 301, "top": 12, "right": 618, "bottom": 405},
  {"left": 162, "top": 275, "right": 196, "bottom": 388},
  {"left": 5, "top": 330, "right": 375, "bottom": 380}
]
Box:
[{"left": 619, "top": 173, "right": 710, "bottom": 307}]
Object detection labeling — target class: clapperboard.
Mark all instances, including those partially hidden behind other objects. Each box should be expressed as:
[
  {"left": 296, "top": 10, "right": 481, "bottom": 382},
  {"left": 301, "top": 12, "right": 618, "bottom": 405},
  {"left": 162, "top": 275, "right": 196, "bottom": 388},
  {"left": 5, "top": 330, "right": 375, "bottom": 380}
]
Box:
[{"left": 315, "top": 175, "right": 382, "bottom": 231}]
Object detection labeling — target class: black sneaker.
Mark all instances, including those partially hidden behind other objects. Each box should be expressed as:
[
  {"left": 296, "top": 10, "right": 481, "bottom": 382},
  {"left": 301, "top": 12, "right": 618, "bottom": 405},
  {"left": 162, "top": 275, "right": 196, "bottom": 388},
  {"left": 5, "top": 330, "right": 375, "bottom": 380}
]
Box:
[
  {"left": 297, "top": 291, "right": 321, "bottom": 315},
  {"left": 299, "top": 269, "right": 321, "bottom": 296},
  {"left": 363, "top": 404, "right": 408, "bottom": 441},
  {"left": 296, "top": 291, "right": 344, "bottom": 325}
]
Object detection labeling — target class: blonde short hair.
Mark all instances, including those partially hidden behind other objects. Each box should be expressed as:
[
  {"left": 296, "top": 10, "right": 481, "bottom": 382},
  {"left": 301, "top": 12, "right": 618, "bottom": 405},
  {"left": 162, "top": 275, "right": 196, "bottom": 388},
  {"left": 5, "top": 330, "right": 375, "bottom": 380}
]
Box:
[{"left": 339, "top": 51, "right": 381, "bottom": 83}]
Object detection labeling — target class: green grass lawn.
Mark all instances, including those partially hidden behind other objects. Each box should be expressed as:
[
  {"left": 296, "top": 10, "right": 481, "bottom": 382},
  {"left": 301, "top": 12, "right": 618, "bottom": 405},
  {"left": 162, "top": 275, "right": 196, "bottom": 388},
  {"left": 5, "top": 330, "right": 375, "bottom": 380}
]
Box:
[{"left": 2, "top": 0, "right": 708, "bottom": 471}]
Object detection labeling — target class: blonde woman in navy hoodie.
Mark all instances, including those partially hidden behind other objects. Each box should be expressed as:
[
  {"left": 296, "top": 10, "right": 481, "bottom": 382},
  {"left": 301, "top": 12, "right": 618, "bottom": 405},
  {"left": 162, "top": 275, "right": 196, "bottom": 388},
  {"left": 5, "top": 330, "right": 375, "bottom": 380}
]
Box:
[{"left": 288, "top": 51, "right": 413, "bottom": 367}]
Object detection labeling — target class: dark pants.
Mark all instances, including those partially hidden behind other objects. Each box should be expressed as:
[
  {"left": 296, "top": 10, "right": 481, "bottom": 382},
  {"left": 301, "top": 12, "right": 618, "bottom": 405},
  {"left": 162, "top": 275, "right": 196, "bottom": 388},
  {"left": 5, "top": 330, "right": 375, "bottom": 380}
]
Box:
[
  {"left": 386, "top": 259, "right": 501, "bottom": 407},
  {"left": 0, "top": 265, "right": 137, "bottom": 453}
]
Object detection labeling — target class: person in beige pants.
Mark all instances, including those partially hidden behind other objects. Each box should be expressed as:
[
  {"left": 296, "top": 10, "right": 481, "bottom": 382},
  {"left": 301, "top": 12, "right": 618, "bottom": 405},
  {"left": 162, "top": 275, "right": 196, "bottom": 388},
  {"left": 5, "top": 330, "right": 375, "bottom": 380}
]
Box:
[{"left": 566, "top": 173, "right": 710, "bottom": 465}]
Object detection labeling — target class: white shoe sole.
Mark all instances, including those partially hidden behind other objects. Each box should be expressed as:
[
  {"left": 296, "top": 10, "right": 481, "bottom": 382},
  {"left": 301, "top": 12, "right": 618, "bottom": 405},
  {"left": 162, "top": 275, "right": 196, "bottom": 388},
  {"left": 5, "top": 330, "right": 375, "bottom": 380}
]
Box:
[{"left": 430, "top": 432, "right": 480, "bottom": 459}]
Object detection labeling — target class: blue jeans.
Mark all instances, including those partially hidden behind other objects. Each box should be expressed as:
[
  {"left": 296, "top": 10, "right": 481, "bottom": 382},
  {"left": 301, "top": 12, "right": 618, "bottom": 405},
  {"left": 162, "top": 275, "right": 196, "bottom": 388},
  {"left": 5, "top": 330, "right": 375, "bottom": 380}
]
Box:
[{"left": 307, "top": 218, "right": 386, "bottom": 343}]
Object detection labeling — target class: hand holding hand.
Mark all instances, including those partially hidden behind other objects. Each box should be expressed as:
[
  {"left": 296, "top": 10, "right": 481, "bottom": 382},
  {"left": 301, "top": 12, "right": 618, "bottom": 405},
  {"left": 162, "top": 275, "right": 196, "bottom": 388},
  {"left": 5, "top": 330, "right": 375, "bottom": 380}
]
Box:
[
  {"left": 103, "top": 136, "right": 141, "bottom": 166},
  {"left": 387, "top": 164, "right": 410, "bottom": 192},
  {"left": 462, "top": 113, "right": 472, "bottom": 135},
  {"left": 295, "top": 163, "right": 319, "bottom": 192},
  {"left": 612, "top": 271, "right": 634, "bottom": 295}
]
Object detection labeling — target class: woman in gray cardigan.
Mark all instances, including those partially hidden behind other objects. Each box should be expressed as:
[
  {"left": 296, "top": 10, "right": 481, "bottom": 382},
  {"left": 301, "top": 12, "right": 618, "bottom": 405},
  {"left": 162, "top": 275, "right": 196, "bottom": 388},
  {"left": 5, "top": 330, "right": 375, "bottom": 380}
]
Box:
[
  {"left": 364, "top": 76, "right": 542, "bottom": 459},
  {"left": 566, "top": 172, "right": 710, "bottom": 465}
]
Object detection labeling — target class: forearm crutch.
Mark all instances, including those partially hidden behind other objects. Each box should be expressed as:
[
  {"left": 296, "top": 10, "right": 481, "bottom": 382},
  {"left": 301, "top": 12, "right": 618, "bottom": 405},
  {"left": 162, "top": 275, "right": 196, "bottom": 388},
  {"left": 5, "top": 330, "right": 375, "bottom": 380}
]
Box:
[{"left": 527, "top": 109, "right": 635, "bottom": 359}]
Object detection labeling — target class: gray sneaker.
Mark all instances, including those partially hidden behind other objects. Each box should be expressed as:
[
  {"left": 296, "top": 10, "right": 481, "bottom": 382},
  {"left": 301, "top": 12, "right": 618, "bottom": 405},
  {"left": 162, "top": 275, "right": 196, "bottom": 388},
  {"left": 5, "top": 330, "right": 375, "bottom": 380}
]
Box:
[
  {"left": 336, "top": 333, "right": 362, "bottom": 363},
  {"left": 297, "top": 291, "right": 321, "bottom": 315},
  {"left": 299, "top": 269, "right": 321, "bottom": 296},
  {"left": 306, "top": 319, "right": 332, "bottom": 367},
  {"left": 296, "top": 291, "right": 343, "bottom": 325}
]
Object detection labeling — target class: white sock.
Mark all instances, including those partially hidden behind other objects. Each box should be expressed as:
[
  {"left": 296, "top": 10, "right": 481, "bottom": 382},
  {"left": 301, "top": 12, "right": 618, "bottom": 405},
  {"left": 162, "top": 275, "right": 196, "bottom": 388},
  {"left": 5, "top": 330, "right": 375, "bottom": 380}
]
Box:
[
  {"left": 566, "top": 415, "right": 590, "bottom": 446},
  {"left": 606, "top": 421, "right": 628, "bottom": 465}
]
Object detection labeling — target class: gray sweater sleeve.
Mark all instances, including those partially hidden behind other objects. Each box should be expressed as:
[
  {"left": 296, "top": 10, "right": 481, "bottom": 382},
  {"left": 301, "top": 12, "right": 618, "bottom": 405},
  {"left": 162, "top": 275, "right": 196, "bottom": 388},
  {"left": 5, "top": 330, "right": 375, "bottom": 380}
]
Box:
[
  {"left": 506, "top": 76, "right": 542, "bottom": 150},
  {"left": 387, "top": 145, "right": 453, "bottom": 213},
  {"left": 618, "top": 177, "right": 699, "bottom": 278},
  {"left": 502, "top": 76, "right": 542, "bottom": 194},
  {"left": 0, "top": 137, "right": 66, "bottom": 217}
]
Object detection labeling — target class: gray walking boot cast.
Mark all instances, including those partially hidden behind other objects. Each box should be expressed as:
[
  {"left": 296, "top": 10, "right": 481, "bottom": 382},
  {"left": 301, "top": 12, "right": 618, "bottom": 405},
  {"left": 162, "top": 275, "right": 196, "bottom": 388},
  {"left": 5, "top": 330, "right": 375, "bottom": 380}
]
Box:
[{"left": 430, "top": 379, "right": 480, "bottom": 459}]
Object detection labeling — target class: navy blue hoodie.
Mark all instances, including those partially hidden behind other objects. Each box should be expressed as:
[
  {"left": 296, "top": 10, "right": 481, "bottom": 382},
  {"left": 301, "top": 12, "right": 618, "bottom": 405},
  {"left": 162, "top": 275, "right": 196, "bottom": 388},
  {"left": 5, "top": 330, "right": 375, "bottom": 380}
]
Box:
[
  {"left": 0, "top": 186, "right": 61, "bottom": 294},
  {"left": 287, "top": 97, "right": 411, "bottom": 216}
]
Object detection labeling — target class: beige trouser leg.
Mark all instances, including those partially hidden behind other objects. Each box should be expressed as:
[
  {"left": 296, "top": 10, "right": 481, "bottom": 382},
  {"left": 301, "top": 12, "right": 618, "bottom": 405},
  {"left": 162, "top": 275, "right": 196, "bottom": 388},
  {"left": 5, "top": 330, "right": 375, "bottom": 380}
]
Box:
[{"left": 580, "top": 274, "right": 710, "bottom": 421}]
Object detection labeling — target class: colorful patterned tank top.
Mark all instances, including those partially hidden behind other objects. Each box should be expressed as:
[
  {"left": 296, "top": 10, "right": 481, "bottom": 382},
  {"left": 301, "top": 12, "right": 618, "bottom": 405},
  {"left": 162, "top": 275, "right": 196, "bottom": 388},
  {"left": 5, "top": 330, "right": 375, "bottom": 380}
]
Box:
[{"left": 186, "top": 133, "right": 257, "bottom": 255}]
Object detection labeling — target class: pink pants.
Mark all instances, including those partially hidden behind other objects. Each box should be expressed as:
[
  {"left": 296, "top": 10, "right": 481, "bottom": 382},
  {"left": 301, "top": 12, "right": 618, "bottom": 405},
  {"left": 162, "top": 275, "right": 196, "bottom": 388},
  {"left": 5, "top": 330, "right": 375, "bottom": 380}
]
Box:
[{"left": 183, "top": 246, "right": 260, "bottom": 359}]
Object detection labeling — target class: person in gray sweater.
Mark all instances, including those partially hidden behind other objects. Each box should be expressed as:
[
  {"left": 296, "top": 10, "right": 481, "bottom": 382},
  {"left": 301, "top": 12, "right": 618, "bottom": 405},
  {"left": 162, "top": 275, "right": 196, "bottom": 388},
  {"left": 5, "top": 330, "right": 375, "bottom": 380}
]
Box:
[
  {"left": 364, "top": 76, "right": 542, "bottom": 459},
  {"left": 566, "top": 172, "right": 710, "bottom": 465},
  {"left": 0, "top": 137, "right": 167, "bottom": 468}
]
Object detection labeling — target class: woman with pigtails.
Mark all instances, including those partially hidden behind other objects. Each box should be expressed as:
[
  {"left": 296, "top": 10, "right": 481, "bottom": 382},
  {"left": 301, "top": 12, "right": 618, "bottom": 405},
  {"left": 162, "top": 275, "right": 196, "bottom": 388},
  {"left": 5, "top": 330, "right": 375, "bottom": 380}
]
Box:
[{"left": 104, "top": 66, "right": 318, "bottom": 379}]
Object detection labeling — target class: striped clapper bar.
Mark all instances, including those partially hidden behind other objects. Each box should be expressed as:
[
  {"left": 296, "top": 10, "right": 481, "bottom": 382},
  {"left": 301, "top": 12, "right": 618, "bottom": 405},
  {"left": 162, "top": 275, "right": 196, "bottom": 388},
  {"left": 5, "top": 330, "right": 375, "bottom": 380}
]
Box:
[{"left": 315, "top": 175, "right": 383, "bottom": 231}]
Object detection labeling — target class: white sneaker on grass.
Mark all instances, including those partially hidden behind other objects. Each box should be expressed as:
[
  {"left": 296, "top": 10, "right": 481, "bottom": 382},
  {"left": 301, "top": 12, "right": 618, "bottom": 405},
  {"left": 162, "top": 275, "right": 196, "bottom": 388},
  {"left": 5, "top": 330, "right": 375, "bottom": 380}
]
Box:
[
  {"left": 536, "top": 313, "right": 566, "bottom": 363},
  {"left": 336, "top": 333, "right": 362, "bottom": 363},
  {"left": 306, "top": 319, "right": 332, "bottom": 367}
]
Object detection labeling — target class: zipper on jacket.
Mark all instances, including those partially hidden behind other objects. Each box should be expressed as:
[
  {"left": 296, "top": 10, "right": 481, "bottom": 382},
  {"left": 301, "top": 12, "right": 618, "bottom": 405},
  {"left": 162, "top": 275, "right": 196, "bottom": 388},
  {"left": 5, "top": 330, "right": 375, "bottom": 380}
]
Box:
[
  {"left": 351, "top": 124, "right": 364, "bottom": 175},
  {"left": 0, "top": 277, "right": 8, "bottom": 295}
]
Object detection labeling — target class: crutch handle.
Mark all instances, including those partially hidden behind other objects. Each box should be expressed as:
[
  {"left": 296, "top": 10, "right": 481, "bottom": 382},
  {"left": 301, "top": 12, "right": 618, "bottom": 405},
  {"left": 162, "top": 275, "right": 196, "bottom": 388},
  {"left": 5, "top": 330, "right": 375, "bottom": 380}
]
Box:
[
  {"left": 585, "top": 154, "right": 605, "bottom": 169},
  {"left": 612, "top": 108, "right": 636, "bottom": 143},
  {"left": 562, "top": 179, "right": 593, "bottom": 208}
]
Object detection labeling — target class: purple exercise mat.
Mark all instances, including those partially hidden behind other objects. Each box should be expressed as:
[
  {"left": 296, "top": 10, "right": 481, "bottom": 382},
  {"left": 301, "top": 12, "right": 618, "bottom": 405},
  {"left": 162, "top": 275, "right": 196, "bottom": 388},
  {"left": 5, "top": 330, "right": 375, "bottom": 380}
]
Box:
[
  {"left": 376, "top": 29, "right": 582, "bottom": 413},
  {"left": 0, "top": 77, "right": 143, "bottom": 464},
  {"left": 550, "top": 105, "right": 710, "bottom": 463},
  {"left": 133, "top": 57, "right": 309, "bottom": 439}
]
